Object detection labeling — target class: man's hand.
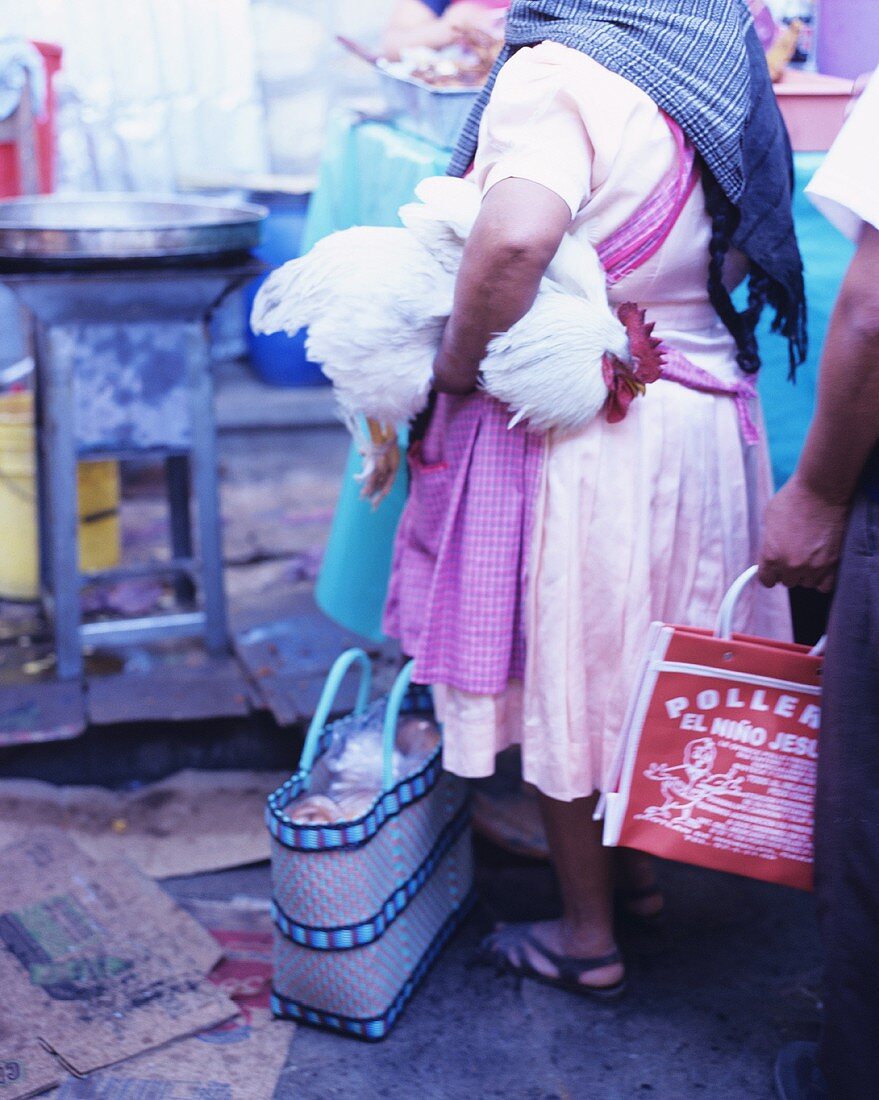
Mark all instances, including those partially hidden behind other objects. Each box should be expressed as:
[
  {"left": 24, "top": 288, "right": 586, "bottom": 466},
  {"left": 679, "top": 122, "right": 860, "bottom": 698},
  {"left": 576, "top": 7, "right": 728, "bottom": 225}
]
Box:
[{"left": 757, "top": 472, "right": 849, "bottom": 592}]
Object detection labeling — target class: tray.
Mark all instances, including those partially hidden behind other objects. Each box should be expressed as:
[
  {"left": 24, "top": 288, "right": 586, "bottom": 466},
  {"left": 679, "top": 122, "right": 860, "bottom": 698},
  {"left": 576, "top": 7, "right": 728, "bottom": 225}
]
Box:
[
  {"left": 377, "top": 68, "right": 479, "bottom": 150},
  {"left": 0, "top": 194, "right": 267, "bottom": 261}
]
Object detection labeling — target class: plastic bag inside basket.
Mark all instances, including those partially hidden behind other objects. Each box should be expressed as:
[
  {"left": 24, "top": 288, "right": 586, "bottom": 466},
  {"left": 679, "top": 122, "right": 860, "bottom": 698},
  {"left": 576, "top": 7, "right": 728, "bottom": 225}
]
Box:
[{"left": 285, "top": 695, "right": 441, "bottom": 826}]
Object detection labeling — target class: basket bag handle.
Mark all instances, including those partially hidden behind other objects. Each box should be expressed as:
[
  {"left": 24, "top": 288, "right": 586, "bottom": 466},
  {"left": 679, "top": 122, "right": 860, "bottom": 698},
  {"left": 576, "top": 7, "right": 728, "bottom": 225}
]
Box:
[
  {"left": 715, "top": 566, "right": 826, "bottom": 657},
  {"left": 298, "top": 648, "right": 373, "bottom": 784},
  {"left": 381, "top": 660, "right": 416, "bottom": 792}
]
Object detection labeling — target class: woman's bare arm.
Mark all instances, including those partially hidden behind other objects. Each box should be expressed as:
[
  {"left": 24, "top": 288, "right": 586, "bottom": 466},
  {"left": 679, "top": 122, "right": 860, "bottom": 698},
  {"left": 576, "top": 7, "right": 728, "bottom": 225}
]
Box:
[{"left": 433, "top": 178, "right": 573, "bottom": 394}]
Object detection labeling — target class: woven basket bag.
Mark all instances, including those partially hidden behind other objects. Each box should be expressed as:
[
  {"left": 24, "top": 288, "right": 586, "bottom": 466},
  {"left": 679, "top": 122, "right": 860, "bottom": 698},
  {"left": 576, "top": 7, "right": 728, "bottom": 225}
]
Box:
[{"left": 267, "top": 649, "right": 474, "bottom": 1040}]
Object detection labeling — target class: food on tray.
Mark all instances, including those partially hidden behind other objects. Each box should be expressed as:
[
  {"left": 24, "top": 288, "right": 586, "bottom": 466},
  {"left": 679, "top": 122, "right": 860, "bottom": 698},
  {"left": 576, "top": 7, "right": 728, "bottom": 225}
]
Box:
[
  {"left": 381, "top": 28, "right": 503, "bottom": 90},
  {"left": 410, "top": 31, "right": 502, "bottom": 87}
]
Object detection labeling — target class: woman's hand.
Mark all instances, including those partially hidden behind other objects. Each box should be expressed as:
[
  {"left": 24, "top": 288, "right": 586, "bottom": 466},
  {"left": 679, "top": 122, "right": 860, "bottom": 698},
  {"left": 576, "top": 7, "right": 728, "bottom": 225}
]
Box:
[{"left": 382, "top": 0, "right": 457, "bottom": 60}]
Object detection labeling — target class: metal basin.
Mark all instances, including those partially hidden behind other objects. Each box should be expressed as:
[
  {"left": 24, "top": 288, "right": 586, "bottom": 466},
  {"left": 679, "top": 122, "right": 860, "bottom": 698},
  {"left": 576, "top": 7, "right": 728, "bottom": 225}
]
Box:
[
  {"left": 0, "top": 194, "right": 267, "bottom": 262},
  {"left": 377, "top": 69, "right": 479, "bottom": 150}
]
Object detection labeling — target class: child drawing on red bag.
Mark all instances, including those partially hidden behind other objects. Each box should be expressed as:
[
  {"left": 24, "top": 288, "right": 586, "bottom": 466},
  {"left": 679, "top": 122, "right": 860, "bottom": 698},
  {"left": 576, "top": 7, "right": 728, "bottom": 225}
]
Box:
[{"left": 643, "top": 739, "right": 746, "bottom": 829}]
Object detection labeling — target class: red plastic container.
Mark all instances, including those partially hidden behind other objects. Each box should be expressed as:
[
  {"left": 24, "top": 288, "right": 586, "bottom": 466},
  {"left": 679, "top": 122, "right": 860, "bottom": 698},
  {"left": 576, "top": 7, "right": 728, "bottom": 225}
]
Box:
[
  {"left": 0, "top": 40, "right": 63, "bottom": 198},
  {"left": 775, "top": 69, "right": 854, "bottom": 153}
]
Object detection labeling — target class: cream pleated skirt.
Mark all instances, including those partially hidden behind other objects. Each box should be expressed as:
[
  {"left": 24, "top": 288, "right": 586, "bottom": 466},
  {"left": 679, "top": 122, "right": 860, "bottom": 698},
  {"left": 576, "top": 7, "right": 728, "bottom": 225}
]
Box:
[{"left": 435, "top": 367, "right": 792, "bottom": 802}]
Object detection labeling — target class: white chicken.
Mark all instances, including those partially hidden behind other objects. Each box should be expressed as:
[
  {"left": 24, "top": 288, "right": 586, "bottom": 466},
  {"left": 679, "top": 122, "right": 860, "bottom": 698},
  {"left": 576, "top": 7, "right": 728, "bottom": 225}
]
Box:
[{"left": 251, "top": 176, "right": 663, "bottom": 489}]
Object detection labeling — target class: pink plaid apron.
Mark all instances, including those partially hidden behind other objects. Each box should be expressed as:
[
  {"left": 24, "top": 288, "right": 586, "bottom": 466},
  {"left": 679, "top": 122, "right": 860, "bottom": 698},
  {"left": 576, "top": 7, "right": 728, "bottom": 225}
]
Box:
[{"left": 384, "top": 118, "right": 755, "bottom": 694}]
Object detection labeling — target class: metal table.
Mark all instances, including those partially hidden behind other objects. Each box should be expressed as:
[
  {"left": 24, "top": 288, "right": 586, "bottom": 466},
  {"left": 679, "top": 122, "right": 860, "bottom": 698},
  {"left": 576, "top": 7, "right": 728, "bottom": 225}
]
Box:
[{"left": 2, "top": 257, "right": 263, "bottom": 679}]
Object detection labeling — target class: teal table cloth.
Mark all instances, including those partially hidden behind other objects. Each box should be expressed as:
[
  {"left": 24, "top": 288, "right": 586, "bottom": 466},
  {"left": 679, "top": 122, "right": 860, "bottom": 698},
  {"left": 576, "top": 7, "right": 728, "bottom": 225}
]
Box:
[
  {"left": 302, "top": 114, "right": 453, "bottom": 248},
  {"left": 756, "top": 153, "right": 856, "bottom": 487},
  {"left": 312, "top": 116, "right": 450, "bottom": 642}
]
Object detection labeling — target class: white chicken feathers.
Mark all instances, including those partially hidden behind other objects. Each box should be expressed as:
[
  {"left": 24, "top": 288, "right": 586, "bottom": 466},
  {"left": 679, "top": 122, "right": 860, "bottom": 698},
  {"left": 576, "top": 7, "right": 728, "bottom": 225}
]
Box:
[
  {"left": 251, "top": 175, "right": 638, "bottom": 446},
  {"left": 251, "top": 226, "right": 451, "bottom": 434},
  {"left": 485, "top": 289, "right": 629, "bottom": 432},
  {"left": 397, "top": 175, "right": 482, "bottom": 274}
]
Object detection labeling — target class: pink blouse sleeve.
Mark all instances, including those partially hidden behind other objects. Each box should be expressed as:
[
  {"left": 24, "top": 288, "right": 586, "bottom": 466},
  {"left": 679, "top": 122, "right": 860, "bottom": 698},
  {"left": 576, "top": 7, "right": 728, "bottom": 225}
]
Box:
[{"left": 473, "top": 46, "right": 595, "bottom": 219}]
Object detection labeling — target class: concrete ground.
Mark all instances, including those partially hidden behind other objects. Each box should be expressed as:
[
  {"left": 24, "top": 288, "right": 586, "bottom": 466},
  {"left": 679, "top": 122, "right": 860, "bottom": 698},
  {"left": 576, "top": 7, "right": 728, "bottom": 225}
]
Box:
[
  {"left": 195, "top": 369, "right": 820, "bottom": 1100},
  {"left": 1, "top": 360, "right": 823, "bottom": 1099},
  {"left": 166, "top": 846, "right": 820, "bottom": 1100}
]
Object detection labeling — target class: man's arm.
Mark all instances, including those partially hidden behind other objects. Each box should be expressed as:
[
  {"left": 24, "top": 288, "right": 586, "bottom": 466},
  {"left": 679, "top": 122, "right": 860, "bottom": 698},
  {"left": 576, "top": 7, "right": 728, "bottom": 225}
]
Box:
[
  {"left": 759, "top": 224, "right": 879, "bottom": 591},
  {"left": 432, "top": 177, "right": 572, "bottom": 394}
]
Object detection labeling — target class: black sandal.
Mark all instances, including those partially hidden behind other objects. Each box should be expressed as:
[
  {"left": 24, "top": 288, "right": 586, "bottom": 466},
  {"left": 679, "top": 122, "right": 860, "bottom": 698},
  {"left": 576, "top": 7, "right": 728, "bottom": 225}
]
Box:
[{"left": 477, "top": 923, "right": 626, "bottom": 1002}]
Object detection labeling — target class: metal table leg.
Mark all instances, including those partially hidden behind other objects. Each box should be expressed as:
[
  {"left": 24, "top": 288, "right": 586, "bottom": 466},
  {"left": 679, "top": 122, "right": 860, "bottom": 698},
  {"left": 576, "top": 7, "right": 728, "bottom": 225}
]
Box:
[
  {"left": 38, "top": 323, "right": 83, "bottom": 680},
  {"left": 184, "top": 322, "right": 228, "bottom": 655},
  {"left": 32, "top": 316, "right": 52, "bottom": 596},
  {"left": 166, "top": 454, "right": 197, "bottom": 605}
]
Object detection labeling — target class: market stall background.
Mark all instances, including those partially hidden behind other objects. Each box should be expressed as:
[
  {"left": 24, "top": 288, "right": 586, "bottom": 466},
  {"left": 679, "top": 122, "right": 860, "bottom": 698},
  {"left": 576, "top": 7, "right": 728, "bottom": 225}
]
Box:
[
  {"left": 0, "top": 0, "right": 397, "bottom": 362},
  {"left": 0, "top": 0, "right": 869, "bottom": 685},
  {"left": 0, "top": 0, "right": 396, "bottom": 188},
  {"left": 0, "top": 5, "right": 874, "bottom": 1096}
]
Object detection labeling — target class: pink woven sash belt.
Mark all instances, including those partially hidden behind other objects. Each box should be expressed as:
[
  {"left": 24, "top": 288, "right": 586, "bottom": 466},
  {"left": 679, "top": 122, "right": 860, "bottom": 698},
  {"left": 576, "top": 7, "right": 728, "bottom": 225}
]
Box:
[{"left": 660, "top": 346, "right": 760, "bottom": 446}]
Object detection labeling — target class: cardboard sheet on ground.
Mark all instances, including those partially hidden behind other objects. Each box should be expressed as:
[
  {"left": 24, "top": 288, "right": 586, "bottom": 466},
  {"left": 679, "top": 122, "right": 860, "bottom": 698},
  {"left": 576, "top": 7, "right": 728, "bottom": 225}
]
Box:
[
  {"left": 53, "top": 897, "right": 294, "bottom": 1100},
  {"left": 180, "top": 897, "right": 275, "bottom": 1023},
  {"left": 0, "top": 1013, "right": 61, "bottom": 1100},
  {"left": 0, "top": 831, "right": 236, "bottom": 1079},
  {"left": 0, "top": 771, "right": 287, "bottom": 879},
  {"left": 54, "top": 1019, "right": 293, "bottom": 1100}
]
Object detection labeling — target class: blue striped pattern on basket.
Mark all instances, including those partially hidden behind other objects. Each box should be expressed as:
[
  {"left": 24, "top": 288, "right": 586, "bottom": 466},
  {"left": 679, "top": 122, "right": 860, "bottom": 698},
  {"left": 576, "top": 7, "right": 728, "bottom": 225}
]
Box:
[
  {"left": 265, "top": 685, "right": 440, "bottom": 852},
  {"left": 270, "top": 889, "right": 476, "bottom": 1042},
  {"left": 271, "top": 801, "right": 470, "bottom": 949},
  {"left": 266, "top": 749, "right": 444, "bottom": 852},
  {"left": 268, "top": 677, "right": 473, "bottom": 1039}
]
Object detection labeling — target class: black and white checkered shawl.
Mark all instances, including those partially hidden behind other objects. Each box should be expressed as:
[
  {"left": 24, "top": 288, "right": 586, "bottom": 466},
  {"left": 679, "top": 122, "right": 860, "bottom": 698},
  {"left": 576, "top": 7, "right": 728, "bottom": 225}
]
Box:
[{"left": 449, "top": 0, "right": 807, "bottom": 372}]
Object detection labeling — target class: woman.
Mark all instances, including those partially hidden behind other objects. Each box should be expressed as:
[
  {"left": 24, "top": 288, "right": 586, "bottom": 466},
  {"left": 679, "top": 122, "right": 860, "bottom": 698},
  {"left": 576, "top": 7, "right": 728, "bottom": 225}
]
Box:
[
  {"left": 382, "top": 0, "right": 508, "bottom": 60},
  {"left": 383, "top": 0, "right": 806, "bottom": 997}
]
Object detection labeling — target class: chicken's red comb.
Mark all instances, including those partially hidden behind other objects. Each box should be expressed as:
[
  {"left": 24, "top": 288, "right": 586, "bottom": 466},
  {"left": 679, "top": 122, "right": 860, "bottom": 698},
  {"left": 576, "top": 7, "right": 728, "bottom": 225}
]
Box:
[{"left": 617, "top": 302, "right": 665, "bottom": 385}]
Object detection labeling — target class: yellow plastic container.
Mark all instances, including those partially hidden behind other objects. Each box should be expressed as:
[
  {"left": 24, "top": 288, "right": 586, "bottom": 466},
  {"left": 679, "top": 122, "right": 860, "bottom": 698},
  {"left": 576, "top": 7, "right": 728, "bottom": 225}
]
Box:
[{"left": 0, "top": 391, "right": 121, "bottom": 600}]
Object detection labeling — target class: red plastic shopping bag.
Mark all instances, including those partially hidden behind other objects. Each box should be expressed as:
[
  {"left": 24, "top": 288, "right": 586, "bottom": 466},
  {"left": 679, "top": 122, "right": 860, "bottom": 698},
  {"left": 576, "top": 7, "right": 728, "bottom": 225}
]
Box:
[{"left": 602, "top": 569, "right": 823, "bottom": 891}]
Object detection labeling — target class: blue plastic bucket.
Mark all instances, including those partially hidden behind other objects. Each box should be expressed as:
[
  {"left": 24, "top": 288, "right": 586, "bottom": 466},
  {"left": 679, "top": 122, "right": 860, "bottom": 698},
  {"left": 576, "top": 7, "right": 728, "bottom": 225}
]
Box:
[{"left": 245, "top": 191, "right": 327, "bottom": 387}]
